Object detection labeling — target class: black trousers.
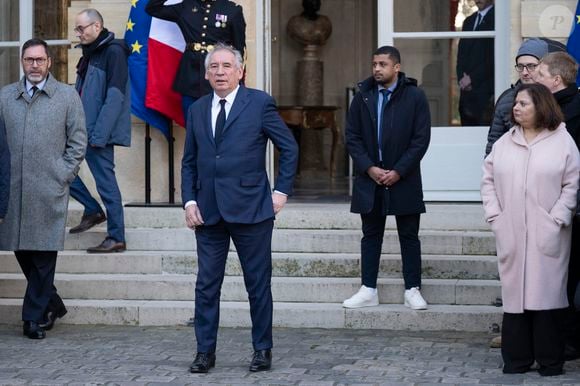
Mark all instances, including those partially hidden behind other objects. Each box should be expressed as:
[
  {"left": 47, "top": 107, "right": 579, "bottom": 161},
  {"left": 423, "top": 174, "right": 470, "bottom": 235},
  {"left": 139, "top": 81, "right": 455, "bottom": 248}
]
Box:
[
  {"left": 502, "top": 309, "right": 565, "bottom": 376},
  {"left": 360, "top": 186, "right": 422, "bottom": 289},
  {"left": 15, "top": 250, "right": 65, "bottom": 323},
  {"left": 563, "top": 220, "right": 580, "bottom": 351}
]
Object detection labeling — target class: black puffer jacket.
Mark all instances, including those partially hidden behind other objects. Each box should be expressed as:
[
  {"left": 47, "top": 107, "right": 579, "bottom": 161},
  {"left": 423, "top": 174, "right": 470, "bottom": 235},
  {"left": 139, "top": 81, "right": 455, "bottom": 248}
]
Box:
[{"left": 484, "top": 82, "right": 521, "bottom": 156}]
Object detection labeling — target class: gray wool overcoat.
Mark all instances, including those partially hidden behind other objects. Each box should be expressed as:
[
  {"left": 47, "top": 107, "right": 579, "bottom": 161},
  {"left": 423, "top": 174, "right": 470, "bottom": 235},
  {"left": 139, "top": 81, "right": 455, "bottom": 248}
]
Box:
[{"left": 0, "top": 74, "right": 87, "bottom": 251}]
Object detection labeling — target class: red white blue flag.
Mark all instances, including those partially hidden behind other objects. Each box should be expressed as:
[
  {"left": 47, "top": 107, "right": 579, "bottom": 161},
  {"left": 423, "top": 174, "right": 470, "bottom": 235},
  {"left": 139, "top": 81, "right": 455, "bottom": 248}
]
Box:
[{"left": 124, "top": 0, "right": 185, "bottom": 137}]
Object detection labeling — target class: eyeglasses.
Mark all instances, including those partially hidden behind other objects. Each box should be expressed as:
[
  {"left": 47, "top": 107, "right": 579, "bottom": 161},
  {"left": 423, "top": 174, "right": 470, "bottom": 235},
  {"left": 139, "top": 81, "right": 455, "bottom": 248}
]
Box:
[
  {"left": 514, "top": 63, "right": 539, "bottom": 72},
  {"left": 74, "top": 22, "right": 95, "bottom": 34},
  {"left": 22, "top": 57, "right": 48, "bottom": 66}
]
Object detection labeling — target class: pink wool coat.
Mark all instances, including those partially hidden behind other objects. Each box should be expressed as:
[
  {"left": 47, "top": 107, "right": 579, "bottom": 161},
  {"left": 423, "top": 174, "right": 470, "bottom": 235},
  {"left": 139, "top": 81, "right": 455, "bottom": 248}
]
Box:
[{"left": 481, "top": 123, "right": 580, "bottom": 314}]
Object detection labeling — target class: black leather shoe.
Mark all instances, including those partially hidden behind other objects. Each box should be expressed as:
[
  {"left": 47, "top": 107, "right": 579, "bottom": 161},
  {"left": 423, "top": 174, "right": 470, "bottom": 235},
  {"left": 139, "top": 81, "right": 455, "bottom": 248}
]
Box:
[
  {"left": 249, "top": 349, "right": 272, "bottom": 372},
  {"left": 39, "top": 307, "right": 67, "bottom": 331},
  {"left": 23, "top": 321, "right": 45, "bottom": 339},
  {"left": 189, "top": 352, "right": 216, "bottom": 373},
  {"left": 87, "top": 238, "right": 126, "bottom": 253},
  {"left": 70, "top": 212, "right": 106, "bottom": 234}
]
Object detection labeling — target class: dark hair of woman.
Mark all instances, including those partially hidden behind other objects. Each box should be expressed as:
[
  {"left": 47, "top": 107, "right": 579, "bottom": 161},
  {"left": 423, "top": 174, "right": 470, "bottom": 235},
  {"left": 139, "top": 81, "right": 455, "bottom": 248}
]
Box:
[{"left": 511, "top": 83, "right": 564, "bottom": 131}]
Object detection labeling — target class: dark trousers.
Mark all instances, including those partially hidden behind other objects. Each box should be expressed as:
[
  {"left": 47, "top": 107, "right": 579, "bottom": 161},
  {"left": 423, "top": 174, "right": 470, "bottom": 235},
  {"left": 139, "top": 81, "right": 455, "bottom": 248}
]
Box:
[
  {"left": 563, "top": 220, "right": 580, "bottom": 351},
  {"left": 193, "top": 218, "right": 274, "bottom": 353},
  {"left": 360, "top": 186, "right": 422, "bottom": 289},
  {"left": 70, "top": 145, "right": 125, "bottom": 242},
  {"left": 502, "top": 309, "right": 565, "bottom": 376},
  {"left": 15, "top": 250, "right": 64, "bottom": 323}
]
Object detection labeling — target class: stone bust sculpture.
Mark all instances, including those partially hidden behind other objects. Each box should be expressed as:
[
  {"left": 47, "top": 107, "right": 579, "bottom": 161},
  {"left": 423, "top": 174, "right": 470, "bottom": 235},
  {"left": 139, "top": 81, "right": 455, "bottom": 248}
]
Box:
[{"left": 287, "top": 0, "right": 332, "bottom": 46}]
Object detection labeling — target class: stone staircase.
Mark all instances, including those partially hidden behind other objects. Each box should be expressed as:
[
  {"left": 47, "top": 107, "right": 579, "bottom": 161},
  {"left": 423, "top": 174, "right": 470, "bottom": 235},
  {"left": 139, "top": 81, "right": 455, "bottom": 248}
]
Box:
[{"left": 0, "top": 203, "right": 503, "bottom": 331}]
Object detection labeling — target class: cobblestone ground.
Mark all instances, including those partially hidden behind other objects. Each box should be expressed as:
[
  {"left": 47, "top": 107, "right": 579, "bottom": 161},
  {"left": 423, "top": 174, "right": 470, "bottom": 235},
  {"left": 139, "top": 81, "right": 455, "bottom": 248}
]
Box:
[{"left": 1, "top": 325, "right": 580, "bottom": 385}]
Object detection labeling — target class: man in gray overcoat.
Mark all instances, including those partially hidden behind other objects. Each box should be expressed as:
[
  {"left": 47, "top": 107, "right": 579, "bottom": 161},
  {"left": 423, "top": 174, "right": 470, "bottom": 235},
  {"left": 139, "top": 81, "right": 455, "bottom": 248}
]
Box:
[{"left": 0, "top": 38, "right": 87, "bottom": 339}]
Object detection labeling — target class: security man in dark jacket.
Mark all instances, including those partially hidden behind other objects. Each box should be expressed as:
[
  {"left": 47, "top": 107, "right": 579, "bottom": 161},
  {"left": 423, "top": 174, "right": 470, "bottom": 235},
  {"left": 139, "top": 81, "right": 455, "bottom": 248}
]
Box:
[
  {"left": 146, "top": 0, "right": 246, "bottom": 121},
  {"left": 344, "top": 45, "right": 431, "bottom": 311},
  {"left": 0, "top": 116, "right": 9, "bottom": 222}
]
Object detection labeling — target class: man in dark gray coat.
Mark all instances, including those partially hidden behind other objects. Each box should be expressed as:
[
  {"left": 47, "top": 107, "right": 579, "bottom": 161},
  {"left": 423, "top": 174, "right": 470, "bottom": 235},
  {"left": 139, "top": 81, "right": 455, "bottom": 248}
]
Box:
[
  {"left": 344, "top": 46, "right": 431, "bottom": 311},
  {"left": 0, "top": 117, "right": 9, "bottom": 222},
  {"left": 0, "top": 39, "right": 87, "bottom": 339}
]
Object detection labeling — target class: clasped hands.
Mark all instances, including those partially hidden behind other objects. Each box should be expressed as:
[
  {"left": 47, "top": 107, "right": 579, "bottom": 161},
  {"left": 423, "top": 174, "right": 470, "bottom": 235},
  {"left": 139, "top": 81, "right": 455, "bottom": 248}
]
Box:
[
  {"left": 185, "top": 192, "right": 288, "bottom": 230},
  {"left": 367, "top": 166, "right": 400, "bottom": 187}
]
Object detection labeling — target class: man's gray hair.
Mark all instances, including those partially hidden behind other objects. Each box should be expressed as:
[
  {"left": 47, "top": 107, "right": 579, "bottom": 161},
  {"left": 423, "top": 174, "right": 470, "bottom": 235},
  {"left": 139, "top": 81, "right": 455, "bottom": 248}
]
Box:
[
  {"left": 79, "top": 8, "right": 104, "bottom": 26},
  {"left": 204, "top": 43, "right": 244, "bottom": 71}
]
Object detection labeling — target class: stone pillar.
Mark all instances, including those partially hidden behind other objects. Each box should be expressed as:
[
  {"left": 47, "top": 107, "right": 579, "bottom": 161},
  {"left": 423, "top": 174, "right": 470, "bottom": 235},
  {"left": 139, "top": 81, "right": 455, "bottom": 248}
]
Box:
[
  {"left": 297, "top": 45, "right": 323, "bottom": 105},
  {"left": 287, "top": 3, "right": 332, "bottom": 173}
]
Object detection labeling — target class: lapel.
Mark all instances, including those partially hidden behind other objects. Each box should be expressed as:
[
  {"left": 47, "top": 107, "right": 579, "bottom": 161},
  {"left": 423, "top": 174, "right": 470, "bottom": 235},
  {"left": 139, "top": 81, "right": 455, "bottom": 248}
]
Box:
[
  {"left": 476, "top": 6, "right": 494, "bottom": 31},
  {"left": 361, "top": 88, "right": 378, "bottom": 132},
  {"left": 222, "top": 86, "right": 250, "bottom": 135},
  {"left": 202, "top": 96, "right": 214, "bottom": 145}
]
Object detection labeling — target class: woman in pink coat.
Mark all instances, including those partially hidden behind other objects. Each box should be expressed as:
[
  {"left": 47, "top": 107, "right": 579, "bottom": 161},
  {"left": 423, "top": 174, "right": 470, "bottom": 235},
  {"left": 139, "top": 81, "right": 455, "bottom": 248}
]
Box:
[{"left": 481, "top": 83, "right": 580, "bottom": 376}]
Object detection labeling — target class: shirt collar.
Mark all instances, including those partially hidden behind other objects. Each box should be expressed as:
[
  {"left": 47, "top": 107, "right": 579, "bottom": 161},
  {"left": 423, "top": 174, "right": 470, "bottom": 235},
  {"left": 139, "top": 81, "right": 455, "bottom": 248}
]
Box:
[
  {"left": 378, "top": 81, "right": 397, "bottom": 94},
  {"left": 213, "top": 85, "right": 240, "bottom": 107},
  {"left": 478, "top": 4, "right": 493, "bottom": 19},
  {"left": 25, "top": 77, "right": 47, "bottom": 94}
]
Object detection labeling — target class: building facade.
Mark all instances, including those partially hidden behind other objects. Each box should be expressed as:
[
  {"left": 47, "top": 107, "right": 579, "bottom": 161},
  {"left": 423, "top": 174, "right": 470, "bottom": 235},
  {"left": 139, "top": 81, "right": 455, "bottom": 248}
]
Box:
[{"left": 0, "top": 0, "right": 577, "bottom": 203}]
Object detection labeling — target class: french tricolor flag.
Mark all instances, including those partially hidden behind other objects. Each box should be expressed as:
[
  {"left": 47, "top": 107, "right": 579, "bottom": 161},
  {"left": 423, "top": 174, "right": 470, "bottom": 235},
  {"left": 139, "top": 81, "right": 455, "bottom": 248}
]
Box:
[
  {"left": 125, "top": 0, "right": 185, "bottom": 135},
  {"left": 147, "top": 11, "right": 185, "bottom": 127}
]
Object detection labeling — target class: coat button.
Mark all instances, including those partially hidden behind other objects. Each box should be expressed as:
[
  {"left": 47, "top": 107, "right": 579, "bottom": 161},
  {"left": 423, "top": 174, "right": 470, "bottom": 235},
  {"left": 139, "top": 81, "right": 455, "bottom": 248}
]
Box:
[{"left": 216, "top": 155, "right": 221, "bottom": 159}]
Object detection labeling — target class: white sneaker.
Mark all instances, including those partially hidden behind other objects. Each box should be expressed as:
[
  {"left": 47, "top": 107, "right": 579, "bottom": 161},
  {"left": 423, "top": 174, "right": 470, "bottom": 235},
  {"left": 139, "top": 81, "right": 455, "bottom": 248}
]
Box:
[
  {"left": 342, "top": 285, "right": 379, "bottom": 308},
  {"left": 404, "top": 287, "right": 428, "bottom": 310}
]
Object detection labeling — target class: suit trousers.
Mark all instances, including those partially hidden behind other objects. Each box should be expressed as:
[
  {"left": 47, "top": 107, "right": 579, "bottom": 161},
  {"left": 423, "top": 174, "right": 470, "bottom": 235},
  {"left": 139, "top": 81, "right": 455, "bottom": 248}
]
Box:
[
  {"left": 15, "top": 250, "right": 63, "bottom": 323},
  {"left": 193, "top": 218, "right": 274, "bottom": 353},
  {"left": 360, "top": 186, "right": 422, "bottom": 289},
  {"left": 502, "top": 309, "right": 565, "bottom": 375},
  {"left": 70, "top": 145, "right": 125, "bottom": 242}
]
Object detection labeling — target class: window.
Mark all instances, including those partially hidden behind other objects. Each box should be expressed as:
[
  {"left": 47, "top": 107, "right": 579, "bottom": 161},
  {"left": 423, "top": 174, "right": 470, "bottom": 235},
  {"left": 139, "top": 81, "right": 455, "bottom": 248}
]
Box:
[
  {"left": 378, "top": 0, "right": 510, "bottom": 128},
  {"left": 0, "top": 0, "right": 70, "bottom": 88}
]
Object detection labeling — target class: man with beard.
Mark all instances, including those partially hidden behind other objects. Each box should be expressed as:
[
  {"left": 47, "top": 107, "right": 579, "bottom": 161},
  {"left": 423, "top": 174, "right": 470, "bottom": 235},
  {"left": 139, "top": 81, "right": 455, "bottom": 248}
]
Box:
[
  {"left": 0, "top": 38, "right": 87, "bottom": 339},
  {"left": 343, "top": 45, "right": 431, "bottom": 311},
  {"left": 68, "top": 8, "right": 131, "bottom": 253}
]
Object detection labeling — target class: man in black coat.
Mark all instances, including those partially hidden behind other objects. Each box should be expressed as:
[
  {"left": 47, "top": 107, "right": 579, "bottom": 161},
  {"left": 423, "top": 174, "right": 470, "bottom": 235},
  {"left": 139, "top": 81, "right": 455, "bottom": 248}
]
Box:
[
  {"left": 344, "top": 45, "right": 431, "bottom": 310},
  {"left": 0, "top": 117, "right": 9, "bottom": 223},
  {"left": 534, "top": 51, "right": 580, "bottom": 360},
  {"left": 456, "top": 0, "right": 494, "bottom": 126},
  {"left": 146, "top": 0, "right": 246, "bottom": 122}
]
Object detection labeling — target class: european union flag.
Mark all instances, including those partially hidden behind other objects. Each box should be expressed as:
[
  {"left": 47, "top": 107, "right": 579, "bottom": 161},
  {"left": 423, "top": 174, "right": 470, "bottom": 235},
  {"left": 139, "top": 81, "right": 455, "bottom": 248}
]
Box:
[
  {"left": 124, "top": 0, "right": 170, "bottom": 138},
  {"left": 568, "top": 0, "right": 580, "bottom": 86}
]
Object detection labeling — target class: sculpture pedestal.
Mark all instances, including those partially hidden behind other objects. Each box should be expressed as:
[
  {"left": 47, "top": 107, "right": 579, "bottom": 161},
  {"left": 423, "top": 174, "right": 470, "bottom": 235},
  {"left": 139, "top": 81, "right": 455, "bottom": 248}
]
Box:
[{"left": 297, "top": 45, "right": 323, "bottom": 106}]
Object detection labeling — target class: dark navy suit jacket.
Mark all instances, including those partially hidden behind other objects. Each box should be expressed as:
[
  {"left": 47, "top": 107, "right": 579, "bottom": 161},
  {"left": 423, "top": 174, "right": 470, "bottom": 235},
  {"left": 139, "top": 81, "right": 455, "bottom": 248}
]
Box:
[{"left": 181, "top": 85, "right": 298, "bottom": 225}]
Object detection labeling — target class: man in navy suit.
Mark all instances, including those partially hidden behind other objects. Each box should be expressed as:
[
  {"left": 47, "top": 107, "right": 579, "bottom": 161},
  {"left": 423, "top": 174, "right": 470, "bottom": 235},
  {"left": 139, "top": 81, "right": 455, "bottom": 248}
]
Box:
[
  {"left": 181, "top": 43, "right": 298, "bottom": 373},
  {"left": 456, "top": 0, "right": 494, "bottom": 126}
]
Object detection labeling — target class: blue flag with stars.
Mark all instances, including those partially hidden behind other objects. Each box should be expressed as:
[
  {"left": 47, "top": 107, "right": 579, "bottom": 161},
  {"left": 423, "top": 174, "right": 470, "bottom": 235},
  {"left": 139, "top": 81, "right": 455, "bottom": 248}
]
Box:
[
  {"left": 125, "top": 0, "right": 170, "bottom": 138},
  {"left": 568, "top": 1, "right": 580, "bottom": 86}
]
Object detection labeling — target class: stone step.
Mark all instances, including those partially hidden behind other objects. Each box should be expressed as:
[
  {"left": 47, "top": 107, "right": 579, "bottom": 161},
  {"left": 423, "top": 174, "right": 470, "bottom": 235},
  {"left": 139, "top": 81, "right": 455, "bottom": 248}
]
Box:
[
  {"left": 66, "top": 202, "right": 488, "bottom": 230},
  {"left": 0, "top": 298, "right": 502, "bottom": 331},
  {"left": 0, "top": 274, "right": 501, "bottom": 305},
  {"left": 0, "top": 251, "right": 499, "bottom": 279},
  {"left": 63, "top": 228, "right": 496, "bottom": 255}
]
